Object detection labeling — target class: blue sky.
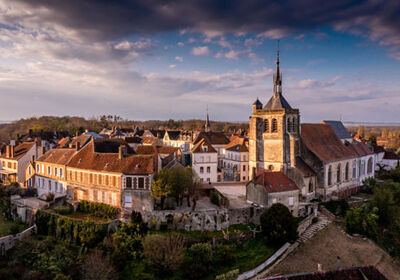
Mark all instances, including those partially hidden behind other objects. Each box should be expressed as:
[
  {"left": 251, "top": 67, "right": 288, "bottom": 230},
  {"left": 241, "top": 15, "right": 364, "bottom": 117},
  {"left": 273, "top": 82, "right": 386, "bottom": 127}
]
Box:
[{"left": 0, "top": 1, "right": 399, "bottom": 123}]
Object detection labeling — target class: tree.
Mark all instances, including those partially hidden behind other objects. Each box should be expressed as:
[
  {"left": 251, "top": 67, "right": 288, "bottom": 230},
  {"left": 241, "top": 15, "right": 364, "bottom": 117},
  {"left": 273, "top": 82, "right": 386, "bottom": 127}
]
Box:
[
  {"left": 81, "top": 250, "right": 118, "bottom": 280},
  {"left": 143, "top": 234, "right": 185, "bottom": 275},
  {"left": 151, "top": 168, "right": 171, "bottom": 209},
  {"left": 167, "top": 166, "right": 192, "bottom": 206},
  {"left": 183, "top": 243, "right": 214, "bottom": 279},
  {"left": 260, "top": 203, "right": 298, "bottom": 244},
  {"left": 345, "top": 204, "right": 379, "bottom": 238},
  {"left": 357, "top": 125, "right": 365, "bottom": 138}
]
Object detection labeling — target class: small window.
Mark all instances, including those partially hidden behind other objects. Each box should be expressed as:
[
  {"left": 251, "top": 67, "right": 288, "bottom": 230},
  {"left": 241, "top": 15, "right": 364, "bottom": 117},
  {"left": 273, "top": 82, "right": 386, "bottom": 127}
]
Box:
[
  {"left": 126, "top": 177, "right": 132, "bottom": 188},
  {"left": 138, "top": 177, "right": 144, "bottom": 189},
  {"left": 207, "top": 166, "right": 210, "bottom": 173},
  {"left": 60, "top": 168, "right": 63, "bottom": 178},
  {"left": 47, "top": 166, "right": 51, "bottom": 175},
  {"left": 264, "top": 119, "right": 269, "bottom": 132},
  {"left": 54, "top": 168, "right": 58, "bottom": 177},
  {"left": 272, "top": 119, "right": 278, "bottom": 132},
  {"left": 288, "top": 197, "right": 294, "bottom": 206},
  {"left": 200, "top": 167, "right": 204, "bottom": 173}
]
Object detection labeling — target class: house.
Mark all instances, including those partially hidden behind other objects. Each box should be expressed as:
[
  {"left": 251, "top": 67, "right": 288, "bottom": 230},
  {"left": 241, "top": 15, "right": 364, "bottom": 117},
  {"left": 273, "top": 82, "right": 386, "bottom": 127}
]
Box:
[
  {"left": 32, "top": 147, "right": 77, "bottom": 198},
  {"left": 163, "top": 130, "right": 193, "bottom": 152},
  {"left": 381, "top": 151, "right": 400, "bottom": 170},
  {"left": 322, "top": 120, "right": 353, "bottom": 143},
  {"left": 66, "top": 139, "right": 155, "bottom": 212},
  {"left": 0, "top": 142, "right": 44, "bottom": 186},
  {"left": 222, "top": 137, "right": 249, "bottom": 182},
  {"left": 191, "top": 138, "right": 218, "bottom": 183},
  {"left": 246, "top": 170, "right": 300, "bottom": 216}
]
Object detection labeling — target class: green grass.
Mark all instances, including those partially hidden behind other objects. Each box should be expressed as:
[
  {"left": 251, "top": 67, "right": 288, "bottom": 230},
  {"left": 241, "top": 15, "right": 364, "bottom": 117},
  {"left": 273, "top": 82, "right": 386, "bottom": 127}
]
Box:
[{"left": 0, "top": 215, "right": 27, "bottom": 237}]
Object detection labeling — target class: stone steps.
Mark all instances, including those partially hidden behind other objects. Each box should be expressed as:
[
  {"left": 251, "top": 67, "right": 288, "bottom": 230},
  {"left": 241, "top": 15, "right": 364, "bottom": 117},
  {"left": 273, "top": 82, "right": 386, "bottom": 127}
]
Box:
[{"left": 297, "top": 214, "right": 331, "bottom": 244}]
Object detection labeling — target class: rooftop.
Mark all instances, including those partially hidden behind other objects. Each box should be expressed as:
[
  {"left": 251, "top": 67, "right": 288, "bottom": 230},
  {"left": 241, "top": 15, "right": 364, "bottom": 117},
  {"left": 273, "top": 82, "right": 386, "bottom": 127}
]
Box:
[
  {"left": 251, "top": 170, "right": 299, "bottom": 193},
  {"left": 322, "top": 120, "right": 352, "bottom": 140}
]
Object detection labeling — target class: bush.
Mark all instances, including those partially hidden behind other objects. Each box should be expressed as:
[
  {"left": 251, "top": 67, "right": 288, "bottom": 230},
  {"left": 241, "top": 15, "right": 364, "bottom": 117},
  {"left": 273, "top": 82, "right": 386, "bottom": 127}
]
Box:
[
  {"left": 54, "top": 206, "right": 72, "bottom": 215},
  {"left": 78, "top": 200, "right": 119, "bottom": 220},
  {"left": 215, "top": 269, "right": 240, "bottom": 280},
  {"left": 81, "top": 249, "right": 118, "bottom": 280},
  {"left": 210, "top": 191, "right": 220, "bottom": 206},
  {"left": 183, "top": 243, "right": 213, "bottom": 279},
  {"left": 214, "top": 245, "right": 236, "bottom": 266},
  {"left": 260, "top": 203, "right": 298, "bottom": 244},
  {"left": 9, "top": 223, "right": 21, "bottom": 235},
  {"left": 345, "top": 205, "right": 379, "bottom": 238},
  {"left": 321, "top": 199, "right": 349, "bottom": 217},
  {"left": 35, "top": 210, "right": 108, "bottom": 247},
  {"left": 143, "top": 234, "right": 185, "bottom": 275}
]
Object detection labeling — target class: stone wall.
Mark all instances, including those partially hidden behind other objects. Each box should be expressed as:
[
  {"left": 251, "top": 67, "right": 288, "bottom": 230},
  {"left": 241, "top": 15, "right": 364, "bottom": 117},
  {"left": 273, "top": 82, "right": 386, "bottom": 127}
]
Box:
[{"left": 0, "top": 225, "right": 37, "bottom": 256}]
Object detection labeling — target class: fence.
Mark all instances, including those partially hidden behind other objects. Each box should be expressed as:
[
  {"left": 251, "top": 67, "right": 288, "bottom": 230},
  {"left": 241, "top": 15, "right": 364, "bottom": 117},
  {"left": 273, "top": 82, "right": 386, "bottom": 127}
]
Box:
[{"left": 0, "top": 225, "right": 37, "bottom": 256}]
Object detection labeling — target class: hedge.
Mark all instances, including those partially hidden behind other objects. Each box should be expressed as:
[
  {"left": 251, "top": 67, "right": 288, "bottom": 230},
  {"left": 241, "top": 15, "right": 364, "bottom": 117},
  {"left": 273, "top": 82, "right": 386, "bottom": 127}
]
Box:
[
  {"left": 35, "top": 209, "right": 108, "bottom": 247},
  {"left": 78, "top": 200, "right": 119, "bottom": 219}
]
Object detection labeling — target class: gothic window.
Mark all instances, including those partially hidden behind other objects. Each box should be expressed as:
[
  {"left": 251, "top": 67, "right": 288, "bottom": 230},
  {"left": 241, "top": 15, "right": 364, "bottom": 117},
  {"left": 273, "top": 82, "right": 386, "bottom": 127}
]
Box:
[
  {"left": 328, "top": 166, "right": 332, "bottom": 185},
  {"left": 287, "top": 118, "right": 292, "bottom": 132},
  {"left": 292, "top": 117, "right": 296, "bottom": 132},
  {"left": 367, "top": 157, "right": 373, "bottom": 174},
  {"left": 345, "top": 162, "right": 349, "bottom": 181},
  {"left": 353, "top": 160, "right": 357, "bottom": 178},
  {"left": 264, "top": 119, "right": 269, "bottom": 132},
  {"left": 337, "top": 164, "right": 341, "bottom": 183},
  {"left": 271, "top": 118, "right": 278, "bottom": 133},
  {"left": 308, "top": 180, "right": 313, "bottom": 193}
]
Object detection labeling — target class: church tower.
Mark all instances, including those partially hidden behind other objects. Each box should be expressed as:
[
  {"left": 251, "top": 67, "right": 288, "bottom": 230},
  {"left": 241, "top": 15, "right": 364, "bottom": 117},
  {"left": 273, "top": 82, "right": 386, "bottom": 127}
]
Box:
[{"left": 249, "top": 44, "right": 300, "bottom": 178}]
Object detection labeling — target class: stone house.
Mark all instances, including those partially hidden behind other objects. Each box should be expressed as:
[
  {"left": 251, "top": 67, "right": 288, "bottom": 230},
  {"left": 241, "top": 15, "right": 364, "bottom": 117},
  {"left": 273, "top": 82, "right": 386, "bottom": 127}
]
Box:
[{"left": 246, "top": 170, "right": 300, "bottom": 216}]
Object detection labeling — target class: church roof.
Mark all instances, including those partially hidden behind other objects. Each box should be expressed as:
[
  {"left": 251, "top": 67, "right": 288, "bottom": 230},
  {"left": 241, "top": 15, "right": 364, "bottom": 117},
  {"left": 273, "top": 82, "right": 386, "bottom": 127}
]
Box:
[
  {"left": 253, "top": 98, "right": 262, "bottom": 106},
  {"left": 264, "top": 93, "right": 292, "bottom": 110},
  {"left": 251, "top": 170, "right": 299, "bottom": 193},
  {"left": 322, "top": 120, "right": 351, "bottom": 140},
  {"left": 301, "top": 123, "right": 358, "bottom": 163},
  {"left": 295, "top": 157, "right": 316, "bottom": 177}
]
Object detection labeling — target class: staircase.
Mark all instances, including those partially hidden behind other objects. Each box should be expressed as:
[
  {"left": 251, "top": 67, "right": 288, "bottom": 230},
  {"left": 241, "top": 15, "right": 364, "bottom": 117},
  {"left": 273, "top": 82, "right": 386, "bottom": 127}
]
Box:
[{"left": 297, "top": 213, "right": 331, "bottom": 244}]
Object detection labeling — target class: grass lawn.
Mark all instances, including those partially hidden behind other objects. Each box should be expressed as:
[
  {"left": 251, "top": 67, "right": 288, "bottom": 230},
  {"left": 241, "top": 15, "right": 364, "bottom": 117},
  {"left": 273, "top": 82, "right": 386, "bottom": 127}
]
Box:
[{"left": 0, "top": 215, "right": 27, "bottom": 237}]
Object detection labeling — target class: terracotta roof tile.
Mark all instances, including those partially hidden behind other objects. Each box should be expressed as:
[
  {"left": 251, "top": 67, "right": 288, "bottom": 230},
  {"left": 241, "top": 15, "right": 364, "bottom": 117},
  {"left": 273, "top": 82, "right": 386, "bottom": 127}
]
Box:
[
  {"left": 193, "top": 131, "right": 230, "bottom": 145},
  {"left": 0, "top": 142, "right": 35, "bottom": 160},
  {"left": 223, "top": 138, "right": 248, "bottom": 152},
  {"left": 37, "top": 148, "right": 76, "bottom": 165},
  {"left": 192, "top": 138, "right": 217, "bottom": 153},
  {"left": 301, "top": 123, "right": 357, "bottom": 163},
  {"left": 68, "top": 141, "right": 154, "bottom": 174},
  {"left": 252, "top": 170, "right": 299, "bottom": 193},
  {"left": 345, "top": 142, "right": 374, "bottom": 157}
]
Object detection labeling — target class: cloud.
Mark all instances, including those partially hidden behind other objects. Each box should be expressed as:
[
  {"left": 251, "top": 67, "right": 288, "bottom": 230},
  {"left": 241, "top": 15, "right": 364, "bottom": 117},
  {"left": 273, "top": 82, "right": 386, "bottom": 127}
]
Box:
[
  {"left": 297, "top": 76, "right": 343, "bottom": 89},
  {"left": 223, "top": 50, "right": 242, "bottom": 60},
  {"left": 177, "top": 42, "right": 184, "bottom": 47},
  {"left": 169, "top": 64, "right": 176, "bottom": 68},
  {"left": 191, "top": 46, "right": 211, "bottom": 56},
  {"left": 175, "top": 56, "right": 184, "bottom": 62}
]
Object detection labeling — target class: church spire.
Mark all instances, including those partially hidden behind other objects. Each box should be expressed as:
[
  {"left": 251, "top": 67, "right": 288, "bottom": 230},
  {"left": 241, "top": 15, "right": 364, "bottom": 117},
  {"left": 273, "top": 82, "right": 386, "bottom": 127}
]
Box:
[
  {"left": 273, "top": 40, "right": 282, "bottom": 97},
  {"left": 205, "top": 106, "right": 211, "bottom": 132}
]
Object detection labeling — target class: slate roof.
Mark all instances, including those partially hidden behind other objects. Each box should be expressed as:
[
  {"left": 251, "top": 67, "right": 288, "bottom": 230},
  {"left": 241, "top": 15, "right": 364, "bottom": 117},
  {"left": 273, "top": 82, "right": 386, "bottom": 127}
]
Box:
[
  {"left": 124, "top": 136, "right": 143, "bottom": 144},
  {"left": 252, "top": 170, "right": 299, "bottom": 193},
  {"left": 165, "top": 130, "right": 181, "bottom": 140},
  {"left": 383, "top": 151, "right": 400, "bottom": 160},
  {"left": 36, "top": 148, "right": 76, "bottom": 165},
  {"left": 0, "top": 142, "right": 35, "bottom": 160},
  {"left": 68, "top": 141, "right": 154, "bottom": 174},
  {"left": 301, "top": 123, "right": 358, "bottom": 163},
  {"left": 295, "top": 157, "right": 316, "bottom": 177},
  {"left": 193, "top": 131, "right": 230, "bottom": 145},
  {"left": 322, "top": 120, "right": 352, "bottom": 140},
  {"left": 264, "top": 93, "right": 292, "bottom": 110},
  {"left": 266, "top": 265, "right": 387, "bottom": 280}
]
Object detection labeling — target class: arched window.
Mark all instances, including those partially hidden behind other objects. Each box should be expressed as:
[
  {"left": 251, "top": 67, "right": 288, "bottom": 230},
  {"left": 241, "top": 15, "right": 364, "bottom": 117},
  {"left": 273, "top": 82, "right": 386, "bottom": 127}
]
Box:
[
  {"left": 353, "top": 160, "right": 357, "bottom": 178},
  {"left": 292, "top": 117, "right": 296, "bottom": 132},
  {"left": 272, "top": 118, "right": 278, "bottom": 132},
  {"left": 308, "top": 180, "right": 313, "bottom": 193},
  {"left": 287, "top": 118, "right": 292, "bottom": 132},
  {"left": 337, "top": 164, "right": 341, "bottom": 183},
  {"left": 264, "top": 119, "right": 269, "bottom": 132},
  {"left": 328, "top": 166, "right": 332, "bottom": 185},
  {"left": 367, "top": 157, "right": 373, "bottom": 174},
  {"left": 345, "top": 162, "right": 349, "bottom": 181}
]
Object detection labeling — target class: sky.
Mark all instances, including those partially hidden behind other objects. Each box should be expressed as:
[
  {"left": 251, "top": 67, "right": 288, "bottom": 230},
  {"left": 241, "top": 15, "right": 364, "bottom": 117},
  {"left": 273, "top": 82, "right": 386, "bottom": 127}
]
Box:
[{"left": 0, "top": 1, "right": 400, "bottom": 123}]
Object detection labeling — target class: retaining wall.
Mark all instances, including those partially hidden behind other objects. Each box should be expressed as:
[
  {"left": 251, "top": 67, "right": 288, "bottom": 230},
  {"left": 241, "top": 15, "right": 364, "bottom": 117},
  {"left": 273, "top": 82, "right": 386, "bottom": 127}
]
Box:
[{"left": 0, "top": 225, "right": 37, "bottom": 255}]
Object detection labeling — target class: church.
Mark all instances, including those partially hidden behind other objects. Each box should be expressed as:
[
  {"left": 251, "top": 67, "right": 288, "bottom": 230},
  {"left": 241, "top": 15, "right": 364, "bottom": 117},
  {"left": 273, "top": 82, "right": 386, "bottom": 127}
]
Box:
[{"left": 246, "top": 48, "right": 375, "bottom": 215}]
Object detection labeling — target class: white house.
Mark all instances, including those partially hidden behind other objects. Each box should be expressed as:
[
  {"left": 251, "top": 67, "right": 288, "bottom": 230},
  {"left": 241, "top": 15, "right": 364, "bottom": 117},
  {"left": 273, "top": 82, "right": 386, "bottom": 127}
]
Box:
[
  {"left": 222, "top": 137, "right": 249, "bottom": 182},
  {"left": 381, "top": 151, "right": 400, "bottom": 170},
  {"left": 191, "top": 138, "right": 218, "bottom": 183}
]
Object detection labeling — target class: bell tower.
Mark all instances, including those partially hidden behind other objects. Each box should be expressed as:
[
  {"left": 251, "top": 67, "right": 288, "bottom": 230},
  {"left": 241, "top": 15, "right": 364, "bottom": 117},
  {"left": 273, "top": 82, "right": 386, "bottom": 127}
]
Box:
[{"left": 249, "top": 43, "right": 300, "bottom": 178}]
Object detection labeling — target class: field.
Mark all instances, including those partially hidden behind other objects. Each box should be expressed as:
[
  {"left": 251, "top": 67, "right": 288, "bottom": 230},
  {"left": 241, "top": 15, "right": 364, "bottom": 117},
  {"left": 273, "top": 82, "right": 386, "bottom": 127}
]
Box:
[{"left": 268, "top": 223, "right": 400, "bottom": 280}]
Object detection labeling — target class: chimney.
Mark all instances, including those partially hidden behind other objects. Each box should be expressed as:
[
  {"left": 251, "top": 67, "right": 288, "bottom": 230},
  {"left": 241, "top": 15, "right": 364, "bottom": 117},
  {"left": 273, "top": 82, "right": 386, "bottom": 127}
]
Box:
[
  {"left": 6, "top": 145, "right": 10, "bottom": 158},
  {"left": 10, "top": 145, "right": 14, "bottom": 158},
  {"left": 118, "top": 145, "right": 124, "bottom": 160},
  {"left": 41, "top": 146, "right": 46, "bottom": 155},
  {"left": 76, "top": 142, "right": 81, "bottom": 151}
]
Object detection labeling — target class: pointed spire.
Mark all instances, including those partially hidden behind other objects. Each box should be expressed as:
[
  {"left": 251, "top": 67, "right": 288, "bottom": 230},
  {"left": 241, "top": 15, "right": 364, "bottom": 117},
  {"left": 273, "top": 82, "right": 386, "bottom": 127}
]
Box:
[
  {"left": 205, "top": 106, "right": 211, "bottom": 132},
  {"left": 273, "top": 39, "right": 282, "bottom": 97}
]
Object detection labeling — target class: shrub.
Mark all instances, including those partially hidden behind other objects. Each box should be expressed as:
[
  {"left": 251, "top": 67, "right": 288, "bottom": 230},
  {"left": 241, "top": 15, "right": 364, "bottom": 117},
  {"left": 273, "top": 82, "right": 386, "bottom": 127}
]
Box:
[
  {"left": 143, "top": 234, "right": 185, "bottom": 275},
  {"left": 321, "top": 199, "right": 349, "bottom": 217},
  {"left": 183, "top": 243, "right": 213, "bottom": 279},
  {"left": 9, "top": 223, "right": 21, "bottom": 235},
  {"left": 214, "top": 244, "right": 236, "bottom": 266},
  {"left": 215, "top": 269, "right": 240, "bottom": 280},
  {"left": 260, "top": 203, "right": 298, "bottom": 244},
  {"left": 54, "top": 206, "right": 72, "bottom": 215},
  {"left": 345, "top": 205, "right": 379, "bottom": 238},
  {"left": 81, "top": 249, "right": 118, "bottom": 280},
  {"left": 210, "top": 191, "right": 220, "bottom": 206},
  {"left": 78, "top": 200, "right": 119, "bottom": 220}
]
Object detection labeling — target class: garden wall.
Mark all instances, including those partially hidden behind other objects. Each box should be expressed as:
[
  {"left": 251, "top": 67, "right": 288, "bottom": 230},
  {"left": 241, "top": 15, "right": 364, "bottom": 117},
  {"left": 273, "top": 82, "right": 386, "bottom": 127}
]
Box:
[{"left": 0, "top": 225, "right": 37, "bottom": 256}]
